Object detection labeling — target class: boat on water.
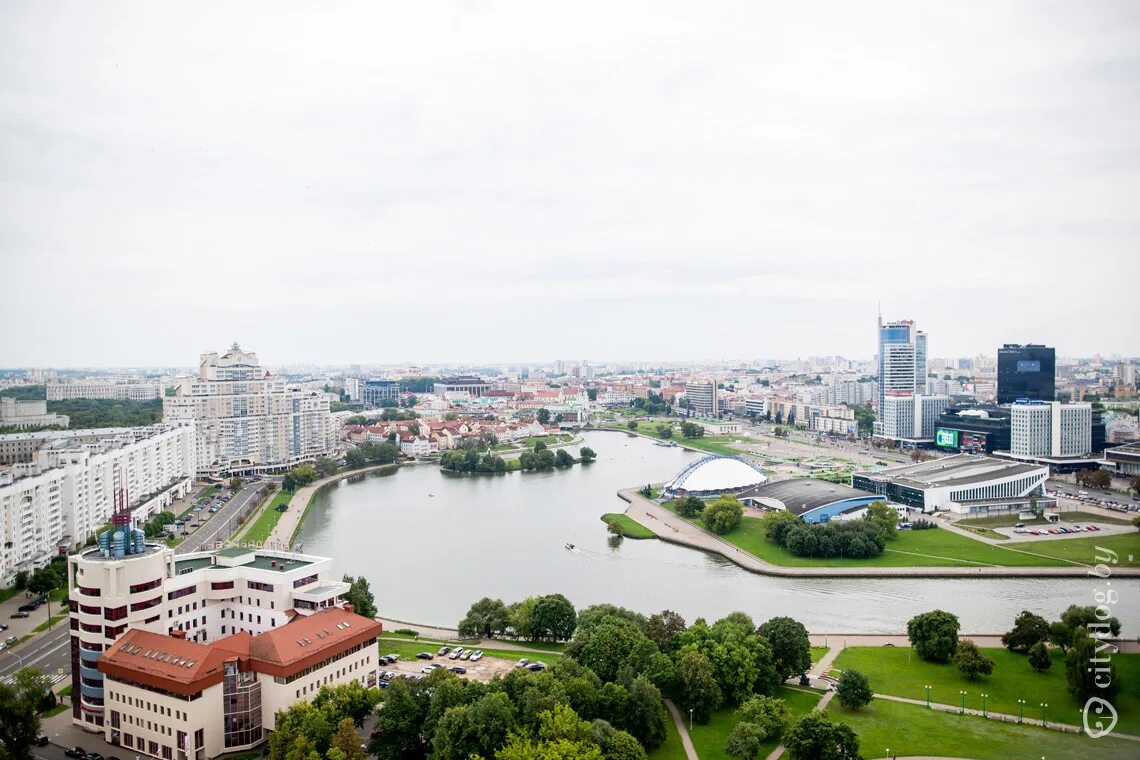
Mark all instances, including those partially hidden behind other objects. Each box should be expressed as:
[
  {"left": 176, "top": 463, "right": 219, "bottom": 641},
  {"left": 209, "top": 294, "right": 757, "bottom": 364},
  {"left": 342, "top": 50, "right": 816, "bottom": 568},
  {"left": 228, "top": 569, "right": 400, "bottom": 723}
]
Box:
[
  {"left": 653, "top": 441, "right": 678, "bottom": 447},
  {"left": 564, "top": 542, "right": 575, "bottom": 550}
]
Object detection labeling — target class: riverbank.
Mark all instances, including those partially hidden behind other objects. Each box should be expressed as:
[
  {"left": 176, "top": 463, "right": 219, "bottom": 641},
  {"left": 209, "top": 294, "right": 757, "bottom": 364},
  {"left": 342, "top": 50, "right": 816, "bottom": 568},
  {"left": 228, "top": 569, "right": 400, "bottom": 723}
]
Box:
[
  {"left": 619, "top": 488, "right": 1140, "bottom": 578},
  {"left": 263, "top": 463, "right": 402, "bottom": 547}
]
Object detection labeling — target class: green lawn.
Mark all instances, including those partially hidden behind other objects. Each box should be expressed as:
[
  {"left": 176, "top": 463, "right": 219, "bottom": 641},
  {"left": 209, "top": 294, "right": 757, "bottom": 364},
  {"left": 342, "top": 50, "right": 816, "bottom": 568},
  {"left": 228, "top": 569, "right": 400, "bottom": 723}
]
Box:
[
  {"left": 687, "top": 687, "right": 824, "bottom": 760},
  {"left": 32, "top": 615, "right": 66, "bottom": 633},
  {"left": 832, "top": 646, "right": 1140, "bottom": 735},
  {"left": 601, "top": 513, "right": 657, "bottom": 539},
  {"left": 1010, "top": 532, "right": 1140, "bottom": 568},
  {"left": 376, "top": 638, "right": 563, "bottom": 664},
  {"left": 810, "top": 646, "right": 829, "bottom": 665},
  {"left": 829, "top": 697, "right": 1133, "bottom": 760},
  {"left": 647, "top": 708, "right": 687, "bottom": 760},
  {"left": 241, "top": 490, "right": 291, "bottom": 544},
  {"left": 664, "top": 506, "right": 1076, "bottom": 568}
]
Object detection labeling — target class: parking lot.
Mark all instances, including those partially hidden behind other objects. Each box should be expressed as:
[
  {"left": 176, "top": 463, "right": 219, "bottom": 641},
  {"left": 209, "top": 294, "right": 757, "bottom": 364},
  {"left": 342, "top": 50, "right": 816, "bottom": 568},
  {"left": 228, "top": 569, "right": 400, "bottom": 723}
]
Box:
[{"left": 377, "top": 645, "right": 545, "bottom": 684}]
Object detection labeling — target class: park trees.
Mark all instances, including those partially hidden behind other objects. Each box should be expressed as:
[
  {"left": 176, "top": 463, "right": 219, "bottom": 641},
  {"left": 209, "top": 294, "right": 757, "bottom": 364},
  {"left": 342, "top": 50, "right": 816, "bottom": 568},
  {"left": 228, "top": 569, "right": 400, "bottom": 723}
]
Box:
[
  {"left": 756, "top": 617, "right": 812, "bottom": 681},
  {"left": 863, "top": 501, "right": 897, "bottom": 540},
  {"left": 1067, "top": 630, "right": 1119, "bottom": 702},
  {"left": 953, "top": 640, "right": 995, "bottom": 680},
  {"left": 528, "top": 594, "right": 578, "bottom": 642},
  {"left": 680, "top": 422, "right": 705, "bottom": 439},
  {"left": 579, "top": 446, "right": 597, "bottom": 463},
  {"left": 782, "top": 713, "right": 860, "bottom": 760},
  {"left": 645, "top": 610, "right": 687, "bottom": 653},
  {"left": 537, "top": 408, "right": 552, "bottom": 424},
  {"left": 341, "top": 575, "right": 377, "bottom": 619},
  {"left": 656, "top": 424, "right": 673, "bottom": 439},
  {"left": 674, "top": 496, "right": 706, "bottom": 519},
  {"left": 836, "top": 670, "right": 872, "bottom": 709},
  {"left": 555, "top": 449, "right": 575, "bottom": 467},
  {"left": 701, "top": 496, "right": 743, "bottom": 534},
  {"left": 907, "top": 609, "right": 960, "bottom": 662},
  {"left": 1028, "top": 641, "right": 1052, "bottom": 672},
  {"left": 458, "top": 597, "right": 511, "bottom": 638},
  {"left": 1049, "top": 604, "right": 1122, "bottom": 650},
  {"left": 626, "top": 420, "right": 639, "bottom": 431},
  {"left": 314, "top": 457, "right": 339, "bottom": 478},
  {"left": 0, "top": 668, "right": 52, "bottom": 760},
  {"left": 724, "top": 696, "right": 790, "bottom": 760},
  {"left": 270, "top": 683, "right": 382, "bottom": 760},
  {"left": 1001, "top": 610, "right": 1050, "bottom": 653},
  {"left": 676, "top": 650, "right": 722, "bottom": 723}
]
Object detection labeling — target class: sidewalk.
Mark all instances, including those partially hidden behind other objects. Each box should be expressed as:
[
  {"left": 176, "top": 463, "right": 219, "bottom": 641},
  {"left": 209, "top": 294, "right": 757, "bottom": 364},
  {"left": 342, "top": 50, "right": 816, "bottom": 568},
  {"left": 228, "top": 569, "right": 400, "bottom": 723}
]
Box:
[{"left": 664, "top": 699, "right": 699, "bottom": 760}]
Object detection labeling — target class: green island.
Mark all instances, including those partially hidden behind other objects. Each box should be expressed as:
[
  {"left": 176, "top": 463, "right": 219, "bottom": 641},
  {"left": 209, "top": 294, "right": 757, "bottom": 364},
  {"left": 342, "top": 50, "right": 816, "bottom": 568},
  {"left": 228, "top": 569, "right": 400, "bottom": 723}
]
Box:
[{"left": 602, "top": 513, "right": 657, "bottom": 538}]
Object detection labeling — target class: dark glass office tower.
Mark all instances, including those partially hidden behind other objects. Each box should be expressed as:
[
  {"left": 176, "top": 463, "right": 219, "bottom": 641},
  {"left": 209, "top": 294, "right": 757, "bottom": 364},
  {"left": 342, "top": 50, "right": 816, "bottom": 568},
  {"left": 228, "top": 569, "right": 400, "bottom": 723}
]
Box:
[{"left": 997, "top": 344, "right": 1055, "bottom": 404}]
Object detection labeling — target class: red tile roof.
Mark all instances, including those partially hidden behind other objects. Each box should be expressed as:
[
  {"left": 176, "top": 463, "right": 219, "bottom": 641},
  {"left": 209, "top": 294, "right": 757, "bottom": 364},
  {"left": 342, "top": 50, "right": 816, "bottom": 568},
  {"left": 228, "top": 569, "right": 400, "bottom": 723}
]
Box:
[{"left": 98, "top": 629, "right": 231, "bottom": 697}]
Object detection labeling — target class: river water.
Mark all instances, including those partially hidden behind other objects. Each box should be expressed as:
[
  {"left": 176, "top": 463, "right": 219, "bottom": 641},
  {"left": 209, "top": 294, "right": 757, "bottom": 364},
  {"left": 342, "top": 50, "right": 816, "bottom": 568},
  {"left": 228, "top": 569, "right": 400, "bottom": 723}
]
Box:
[{"left": 296, "top": 431, "right": 1139, "bottom": 634}]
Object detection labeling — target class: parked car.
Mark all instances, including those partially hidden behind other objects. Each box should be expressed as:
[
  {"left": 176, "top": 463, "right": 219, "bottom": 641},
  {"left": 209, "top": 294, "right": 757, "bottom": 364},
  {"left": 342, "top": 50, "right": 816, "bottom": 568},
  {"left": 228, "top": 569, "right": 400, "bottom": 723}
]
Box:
[
  {"left": 449, "top": 666, "right": 467, "bottom": 674},
  {"left": 64, "top": 748, "right": 87, "bottom": 758},
  {"left": 0, "top": 623, "right": 8, "bottom": 631},
  {"left": 4, "top": 635, "right": 17, "bottom": 645},
  {"left": 416, "top": 652, "right": 434, "bottom": 660},
  {"left": 87, "top": 753, "right": 105, "bottom": 760},
  {"left": 1014, "top": 522, "right": 1025, "bottom": 528},
  {"left": 515, "top": 658, "right": 529, "bottom": 668},
  {"left": 437, "top": 646, "right": 451, "bottom": 656},
  {"left": 460, "top": 651, "right": 472, "bottom": 660},
  {"left": 526, "top": 662, "right": 547, "bottom": 671},
  {"left": 10, "top": 611, "right": 29, "bottom": 619},
  {"left": 448, "top": 651, "right": 461, "bottom": 660},
  {"left": 35, "top": 735, "right": 49, "bottom": 747},
  {"left": 470, "top": 650, "right": 483, "bottom": 661}
]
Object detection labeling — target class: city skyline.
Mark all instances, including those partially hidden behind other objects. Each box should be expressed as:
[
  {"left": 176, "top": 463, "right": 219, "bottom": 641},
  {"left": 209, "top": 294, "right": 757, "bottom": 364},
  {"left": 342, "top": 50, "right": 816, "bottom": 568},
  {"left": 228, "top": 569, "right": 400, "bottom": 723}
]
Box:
[{"left": 3, "top": 2, "right": 1140, "bottom": 365}]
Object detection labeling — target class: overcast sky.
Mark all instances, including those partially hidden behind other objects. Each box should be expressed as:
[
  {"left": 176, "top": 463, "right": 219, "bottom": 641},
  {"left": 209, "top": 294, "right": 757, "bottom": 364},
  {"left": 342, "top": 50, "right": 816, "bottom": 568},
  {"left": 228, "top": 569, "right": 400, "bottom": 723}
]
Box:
[{"left": 2, "top": 2, "right": 1138, "bottom": 368}]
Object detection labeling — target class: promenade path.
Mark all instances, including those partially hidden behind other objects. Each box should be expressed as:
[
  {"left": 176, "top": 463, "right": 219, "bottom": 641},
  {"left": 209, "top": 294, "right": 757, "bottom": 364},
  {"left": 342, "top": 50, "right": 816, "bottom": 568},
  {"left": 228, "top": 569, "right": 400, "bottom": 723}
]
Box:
[
  {"left": 765, "top": 689, "right": 837, "bottom": 760},
  {"left": 664, "top": 699, "right": 700, "bottom": 760},
  {"left": 618, "top": 488, "right": 1140, "bottom": 579},
  {"left": 265, "top": 463, "right": 401, "bottom": 548}
]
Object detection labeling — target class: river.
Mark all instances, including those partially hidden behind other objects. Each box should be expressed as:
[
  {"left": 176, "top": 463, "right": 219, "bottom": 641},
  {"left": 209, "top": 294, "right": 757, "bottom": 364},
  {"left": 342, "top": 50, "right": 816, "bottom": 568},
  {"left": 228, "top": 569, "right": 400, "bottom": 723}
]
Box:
[{"left": 295, "top": 431, "right": 1139, "bottom": 634}]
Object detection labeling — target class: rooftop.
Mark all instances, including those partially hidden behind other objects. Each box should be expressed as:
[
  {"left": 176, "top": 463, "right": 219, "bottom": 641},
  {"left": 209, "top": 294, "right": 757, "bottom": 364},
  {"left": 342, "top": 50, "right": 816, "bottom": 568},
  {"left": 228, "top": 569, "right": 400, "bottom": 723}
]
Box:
[
  {"left": 856, "top": 455, "right": 1047, "bottom": 489},
  {"left": 748, "top": 479, "right": 870, "bottom": 516}
]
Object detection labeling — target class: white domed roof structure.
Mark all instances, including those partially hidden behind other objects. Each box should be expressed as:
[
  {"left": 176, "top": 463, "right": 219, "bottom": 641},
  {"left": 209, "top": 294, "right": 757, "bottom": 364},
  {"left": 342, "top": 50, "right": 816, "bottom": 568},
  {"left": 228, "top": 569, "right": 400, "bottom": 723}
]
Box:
[{"left": 663, "top": 455, "right": 768, "bottom": 498}]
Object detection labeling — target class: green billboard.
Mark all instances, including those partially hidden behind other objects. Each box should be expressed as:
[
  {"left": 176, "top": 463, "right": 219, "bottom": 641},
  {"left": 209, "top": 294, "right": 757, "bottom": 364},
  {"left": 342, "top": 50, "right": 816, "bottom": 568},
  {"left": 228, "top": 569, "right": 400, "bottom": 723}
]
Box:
[{"left": 935, "top": 428, "right": 959, "bottom": 448}]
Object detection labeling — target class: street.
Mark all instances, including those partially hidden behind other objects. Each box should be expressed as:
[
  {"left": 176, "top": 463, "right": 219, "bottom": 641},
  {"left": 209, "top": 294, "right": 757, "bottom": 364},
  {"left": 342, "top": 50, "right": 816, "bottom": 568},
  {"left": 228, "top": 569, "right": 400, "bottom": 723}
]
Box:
[{"left": 0, "top": 481, "right": 270, "bottom": 685}]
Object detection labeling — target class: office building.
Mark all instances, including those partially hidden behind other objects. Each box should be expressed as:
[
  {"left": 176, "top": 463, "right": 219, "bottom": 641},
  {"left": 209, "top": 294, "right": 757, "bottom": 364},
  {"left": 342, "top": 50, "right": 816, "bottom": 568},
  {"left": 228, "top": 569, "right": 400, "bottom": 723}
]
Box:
[
  {"left": 361, "top": 379, "right": 399, "bottom": 407},
  {"left": 0, "top": 422, "right": 196, "bottom": 585},
  {"left": 69, "top": 540, "right": 353, "bottom": 732},
  {"left": 684, "top": 382, "right": 718, "bottom": 417},
  {"left": 1009, "top": 401, "right": 1092, "bottom": 458},
  {"left": 852, "top": 455, "right": 1051, "bottom": 515},
  {"left": 342, "top": 378, "right": 361, "bottom": 403},
  {"left": 997, "top": 344, "right": 1055, "bottom": 404},
  {"left": 1105, "top": 442, "right": 1140, "bottom": 476},
  {"left": 875, "top": 317, "right": 926, "bottom": 435},
  {"left": 163, "top": 344, "right": 333, "bottom": 477},
  {"left": 0, "top": 397, "right": 69, "bottom": 429},
  {"left": 877, "top": 393, "right": 948, "bottom": 442},
  {"left": 432, "top": 376, "right": 491, "bottom": 397},
  {"left": 933, "top": 406, "right": 1012, "bottom": 454},
  {"left": 47, "top": 382, "right": 162, "bottom": 401}
]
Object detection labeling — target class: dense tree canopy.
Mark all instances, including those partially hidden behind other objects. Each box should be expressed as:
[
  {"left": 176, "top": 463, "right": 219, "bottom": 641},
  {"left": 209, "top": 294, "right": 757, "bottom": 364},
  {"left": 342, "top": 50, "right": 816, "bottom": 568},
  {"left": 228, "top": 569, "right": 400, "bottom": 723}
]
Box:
[
  {"left": 458, "top": 597, "right": 512, "bottom": 638},
  {"left": 782, "top": 712, "right": 860, "bottom": 760},
  {"left": 756, "top": 617, "right": 812, "bottom": 680},
  {"left": 701, "top": 496, "right": 743, "bottom": 534},
  {"left": 1002, "top": 610, "right": 1050, "bottom": 653},
  {"left": 0, "top": 668, "right": 52, "bottom": 760},
  {"left": 907, "top": 610, "right": 960, "bottom": 662}
]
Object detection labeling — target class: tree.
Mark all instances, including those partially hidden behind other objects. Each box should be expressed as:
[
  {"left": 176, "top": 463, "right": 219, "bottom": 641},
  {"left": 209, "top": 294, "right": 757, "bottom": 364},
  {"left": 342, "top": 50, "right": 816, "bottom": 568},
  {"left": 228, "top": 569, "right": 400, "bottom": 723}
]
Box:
[
  {"left": 530, "top": 594, "right": 577, "bottom": 642},
  {"left": 368, "top": 677, "right": 430, "bottom": 760},
  {"left": 1067, "top": 631, "right": 1119, "bottom": 703},
  {"left": 26, "top": 566, "right": 61, "bottom": 597},
  {"left": 620, "top": 677, "right": 667, "bottom": 750},
  {"left": 586, "top": 388, "right": 598, "bottom": 402},
  {"left": 756, "top": 617, "right": 812, "bottom": 681},
  {"left": 626, "top": 420, "right": 638, "bottom": 430},
  {"left": 1090, "top": 469, "right": 1111, "bottom": 489},
  {"left": 1049, "top": 604, "right": 1122, "bottom": 651},
  {"left": 656, "top": 424, "right": 673, "bottom": 439},
  {"left": 731, "top": 696, "right": 790, "bottom": 747},
  {"left": 0, "top": 668, "right": 51, "bottom": 760},
  {"left": 342, "top": 575, "right": 377, "bottom": 619},
  {"left": 1027, "top": 641, "right": 1052, "bottom": 672},
  {"left": 680, "top": 422, "right": 705, "bottom": 439},
  {"left": 344, "top": 448, "right": 367, "bottom": 468},
  {"left": 701, "top": 496, "right": 743, "bottom": 534},
  {"left": 458, "top": 597, "right": 511, "bottom": 638},
  {"left": 1001, "top": 610, "right": 1050, "bottom": 653},
  {"left": 579, "top": 447, "right": 597, "bottom": 464},
  {"left": 953, "top": 640, "right": 995, "bottom": 680},
  {"left": 314, "top": 457, "right": 339, "bottom": 478},
  {"left": 782, "top": 713, "right": 860, "bottom": 760},
  {"left": 329, "top": 718, "right": 367, "bottom": 760},
  {"left": 311, "top": 682, "right": 382, "bottom": 727},
  {"left": 229, "top": 476, "right": 243, "bottom": 492},
  {"left": 907, "top": 610, "right": 960, "bottom": 662},
  {"left": 1131, "top": 475, "right": 1140, "bottom": 496},
  {"left": 836, "top": 670, "right": 872, "bottom": 709},
  {"left": 645, "top": 610, "right": 686, "bottom": 652},
  {"left": 863, "top": 501, "right": 897, "bottom": 540},
  {"left": 555, "top": 449, "right": 575, "bottom": 467},
  {"left": 677, "top": 650, "right": 722, "bottom": 723},
  {"left": 537, "top": 408, "right": 552, "bottom": 425},
  {"left": 1132, "top": 514, "right": 1140, "bottom": 532},
  {"left": 674, "top": 497, "right": 705, "bottom": 519},
  {"left": 773, "top": 426, "right": 788, "bottom": 438},
  {"left": 724, "top": 722, "right": 767, "bottom": 760}
]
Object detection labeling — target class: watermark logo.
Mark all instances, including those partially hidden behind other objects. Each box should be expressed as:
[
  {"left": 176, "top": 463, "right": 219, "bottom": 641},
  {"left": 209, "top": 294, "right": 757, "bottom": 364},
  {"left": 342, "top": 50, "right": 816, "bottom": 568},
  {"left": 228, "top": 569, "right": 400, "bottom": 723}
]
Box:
[{"left": 1083, "top": 546, "right": 1120, "bottom": 739}]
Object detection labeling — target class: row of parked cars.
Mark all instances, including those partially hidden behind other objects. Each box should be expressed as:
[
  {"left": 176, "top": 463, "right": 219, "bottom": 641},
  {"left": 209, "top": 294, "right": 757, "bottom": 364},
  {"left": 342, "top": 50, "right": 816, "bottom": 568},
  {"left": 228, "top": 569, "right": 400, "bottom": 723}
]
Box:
[
  {"left": 1012, "top": 524, "right": 1101, "bottom": 536},
  {"left": 515, "top": 658, "right": 547, "bottom": 671},
  {"left": 65, "top": 748, "right": 117, "bottom": 760},
  {"left": 1047, "top": 488, "right": 1139, "bottom": 513},
  {"left": 415, "top": 645, "right": 486, "bottom": 662},
  {"left": 9, "top": 595, "right": 48, "bottom": 619}
]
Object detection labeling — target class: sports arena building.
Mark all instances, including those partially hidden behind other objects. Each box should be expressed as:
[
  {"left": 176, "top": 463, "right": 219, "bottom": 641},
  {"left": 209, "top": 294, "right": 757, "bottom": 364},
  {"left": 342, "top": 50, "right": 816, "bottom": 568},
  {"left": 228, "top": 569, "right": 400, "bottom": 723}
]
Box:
[
  {"left": 662, "top": 455, "right": 768, "bottom": 498},
  {"left": 742, "top": 479, "right": 887, "bottom": 524}
]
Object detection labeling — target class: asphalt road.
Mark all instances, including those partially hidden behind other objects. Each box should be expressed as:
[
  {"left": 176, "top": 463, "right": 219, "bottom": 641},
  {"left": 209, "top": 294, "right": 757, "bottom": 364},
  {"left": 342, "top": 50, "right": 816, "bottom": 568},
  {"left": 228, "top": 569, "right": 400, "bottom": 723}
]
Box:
[{"left": 0, "top": 482, "right": 270, "bottom": 685}]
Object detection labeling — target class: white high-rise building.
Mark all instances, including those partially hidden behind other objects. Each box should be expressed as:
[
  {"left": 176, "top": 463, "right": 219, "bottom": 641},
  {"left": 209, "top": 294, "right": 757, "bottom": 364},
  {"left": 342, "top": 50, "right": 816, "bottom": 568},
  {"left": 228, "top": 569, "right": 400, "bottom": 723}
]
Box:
[
  {"left": 685, "top": 382, "right": 718, "bottom": 416},
  {"left": 0, "top": 422, "right": 196, "bottom": 585},
  {"left": 164, "top": 344, "right": 333, "bottom": 477},
  {"left": 47, "top": 382, "right": 162, "bottom": 401},
  {"left": 1010, "top": 401, "right": 1092, "bottom": 458},
  {"left": 875, "top": 316, "right": 926, "bottom": 435},
  {"left": 878, "top": 393, "right": 948, "bottom": 441}
]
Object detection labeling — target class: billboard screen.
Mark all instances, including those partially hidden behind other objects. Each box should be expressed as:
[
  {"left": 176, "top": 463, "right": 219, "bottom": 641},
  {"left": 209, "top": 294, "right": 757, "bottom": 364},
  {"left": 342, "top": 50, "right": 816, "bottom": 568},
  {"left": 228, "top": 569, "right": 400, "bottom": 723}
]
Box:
[
  {"left": 961, "top": 432, "right": 988, "bottom": 453},
  {"left": 1016, "top": 360, "right": 1041, "bottom": 373},
  {"left": 935, "top": 428, "right": 959, "bottom": 448}
]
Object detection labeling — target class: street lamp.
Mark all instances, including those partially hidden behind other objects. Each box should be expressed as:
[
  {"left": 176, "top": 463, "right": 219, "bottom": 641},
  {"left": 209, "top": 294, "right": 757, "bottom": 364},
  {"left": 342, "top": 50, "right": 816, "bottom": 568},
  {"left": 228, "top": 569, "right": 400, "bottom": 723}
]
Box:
[
  {"left": 1041, "top": 702, "right": 1048, "bottom": 727},
  {"left": 689, "top": 708, "right": 693, "bottom": 731},
  {"left": 924, "top": 685, "right": 931, "bottom": 709},
  {"left": 981, "top": 693, "right": 988, "bottom": 718},
  {"left": 1018, "top": 699, "right": 1025, "bottom": 724},
  {"left": 959, "top": 690, "right": 967, "bottom": 714}
]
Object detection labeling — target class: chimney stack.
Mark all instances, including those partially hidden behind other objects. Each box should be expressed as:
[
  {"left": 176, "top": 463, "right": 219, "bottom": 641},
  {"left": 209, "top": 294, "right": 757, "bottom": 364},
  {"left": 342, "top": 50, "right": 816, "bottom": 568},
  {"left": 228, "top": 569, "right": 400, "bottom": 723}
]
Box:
[{"left": 171, "top": 629, "right": 187, "bottom": 640}]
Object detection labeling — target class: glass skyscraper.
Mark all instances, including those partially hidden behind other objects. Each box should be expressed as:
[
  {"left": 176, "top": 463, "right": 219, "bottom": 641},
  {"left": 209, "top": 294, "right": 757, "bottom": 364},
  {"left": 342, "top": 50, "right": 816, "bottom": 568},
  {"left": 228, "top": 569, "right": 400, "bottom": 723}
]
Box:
[{"left": 997, "top": 344, "right": 1055, "bottom": 404}]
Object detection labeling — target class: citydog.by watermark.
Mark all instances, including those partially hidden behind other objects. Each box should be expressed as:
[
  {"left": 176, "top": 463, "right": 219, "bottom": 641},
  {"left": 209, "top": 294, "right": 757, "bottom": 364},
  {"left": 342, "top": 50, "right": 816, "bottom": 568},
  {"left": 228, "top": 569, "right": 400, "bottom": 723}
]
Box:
[{"left": 1083, "top": 546, "right": 1120, "bottom": 739}]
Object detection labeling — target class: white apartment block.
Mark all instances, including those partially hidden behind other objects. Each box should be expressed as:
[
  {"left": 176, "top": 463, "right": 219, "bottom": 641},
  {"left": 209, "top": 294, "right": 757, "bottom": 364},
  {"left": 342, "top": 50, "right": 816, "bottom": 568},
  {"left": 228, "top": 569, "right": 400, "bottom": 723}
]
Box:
[
  {"left": 0, "top": 422, "right": 196, "bottom": 585},
  {"left": 877, "top": 393, "right": 949, "bottom": 441},
  {"left": 1010, "top": 401, "right": 1092, "bottom": 458},
  {"left": 69, "top": 543, "right": 352, "bottom": 732},
  {"left": 47, "top": 382, "right": 163, "bottom": 401},
  {"left": 163, "top": 344, "right": 334, "bottom": 477},
  {"left": 0, "top": 397, "right": 70, "bottom": 429}
]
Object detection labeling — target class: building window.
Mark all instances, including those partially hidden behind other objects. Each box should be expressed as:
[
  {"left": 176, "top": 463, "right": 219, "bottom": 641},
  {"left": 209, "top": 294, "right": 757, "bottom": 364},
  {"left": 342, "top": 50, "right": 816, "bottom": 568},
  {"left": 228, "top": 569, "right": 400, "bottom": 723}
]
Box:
[
  {"left": 129, "top": 578, "right": 162, "bottom": 594},
  {"left": 211, "top": 581, "right": 235, "bottom": 591}
]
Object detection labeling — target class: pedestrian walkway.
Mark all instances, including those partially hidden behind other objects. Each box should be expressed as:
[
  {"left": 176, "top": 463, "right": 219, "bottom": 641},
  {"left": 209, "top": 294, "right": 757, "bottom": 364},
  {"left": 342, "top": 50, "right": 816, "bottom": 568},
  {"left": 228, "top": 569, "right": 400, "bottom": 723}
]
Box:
[
  {"left": 266, "top": 463, "right": 399, "bottom": 547},
  {"left": 664, "top": 699, "right": 699, "bottom": 760}
]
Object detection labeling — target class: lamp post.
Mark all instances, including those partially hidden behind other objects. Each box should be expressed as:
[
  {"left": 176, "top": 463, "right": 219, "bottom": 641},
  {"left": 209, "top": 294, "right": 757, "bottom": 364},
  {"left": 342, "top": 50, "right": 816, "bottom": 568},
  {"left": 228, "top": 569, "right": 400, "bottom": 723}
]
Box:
[
  {"left": 924, "top": 685, "right": 931, "bottom": 709},
  {"left": 1018, "top": 699, "right": 1025, "bottom": 724},
  {"left": 1041, "top": 702, "right": 1048, "bottom": 727},
  {"left": 981, "top": 693, "right": 988, "bottom": 718},
  {"left": 689, "top": 708, "right": 693, "bottom": 731},
  {"left": 959, "top": 690, "right": 967, "bottom": 714}
]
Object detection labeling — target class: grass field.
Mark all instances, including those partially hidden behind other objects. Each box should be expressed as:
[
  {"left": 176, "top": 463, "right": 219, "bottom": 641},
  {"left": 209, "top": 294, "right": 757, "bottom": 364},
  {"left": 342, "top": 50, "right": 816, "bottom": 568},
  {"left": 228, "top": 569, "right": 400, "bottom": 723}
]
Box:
[
  {"left": 376, "top": 638, "right": 564, "bottom": 664},
  {"left": 829, "top": 698, "right": 1130, "bottom": 760},
  {"left": 832, "top": 646, "right": 1140, "bottom": 735},
  {"left": 686, "top": 687, "right": 824, "bottom": 760},
  {"left": 1008, "top": 532, "right": 1140, "bottom": 567},
  {"left": 601, "top": 513, "right": 657, "bottom": 539},
  {"left": 239, "top": 490, "right": 291, "bottom": 544},
  {"left": 661, "top": 505, "right": 1077, "bottom": 568},
  {"left": 615, "top": 421, "right": 745, "bottom": 457},
  {"left": 810, "top": 646, "right": 829, "bottom": 665},
  {"left": 647, "top": 708, "right": 687, "bottom": 760}
]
